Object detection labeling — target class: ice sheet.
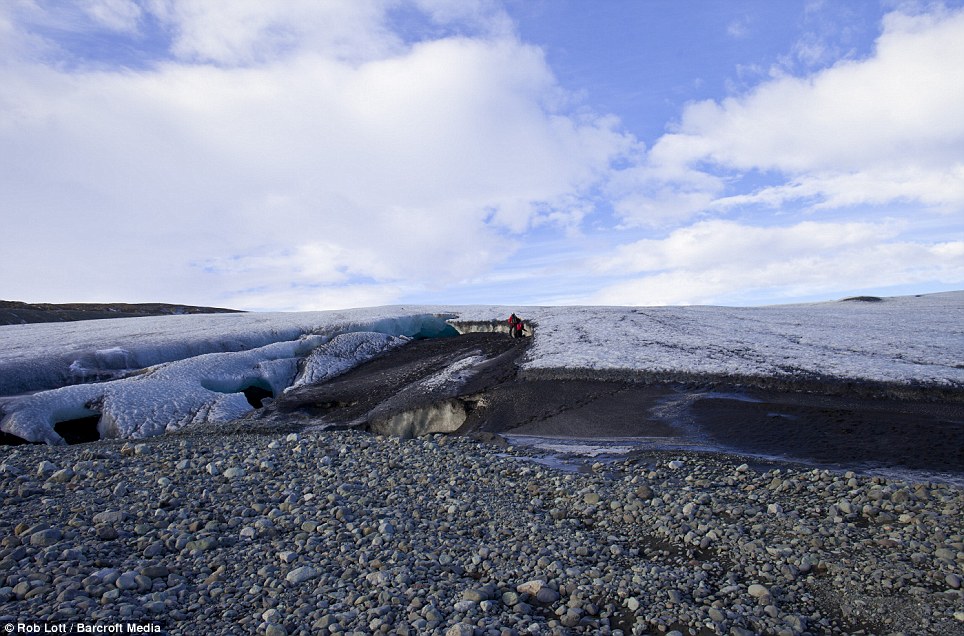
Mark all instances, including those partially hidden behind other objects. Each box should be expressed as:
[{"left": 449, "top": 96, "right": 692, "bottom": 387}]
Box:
[{"left": 2, "top": 292, "right": 961, "bottom": 444}]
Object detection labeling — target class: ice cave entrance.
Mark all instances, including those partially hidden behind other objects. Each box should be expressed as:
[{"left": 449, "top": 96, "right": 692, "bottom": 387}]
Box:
[
  {"left": 413, "top": 322, "right": 460, "bottom": 339},
  {"left": 242, "top": 384, "right": 274, "bottom": 408},
  {"left": 201, "top": 378, "right": 276, "bottom": 409},
  {"left": 0, "top": 429, "right": 31, "bottom": 445},
  {"left": 55, "top": 415, "right": 101, "bottom": 445}
]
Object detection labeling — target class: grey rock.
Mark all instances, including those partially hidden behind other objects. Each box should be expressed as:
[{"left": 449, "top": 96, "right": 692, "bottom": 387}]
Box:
[
  {"left": 462, "top": 585, "right": 495, "bottom": 603},
  {"left": 30, "top": 528, "right": 62, "bottom": 547},
  {"left": 47, "top": 468, "right": 75, "bottom": 483},
  {"left": 286, "top": 566, "right": 320, "bottom": 585},
  {"left": 96, "top": 525, "right": 119, "bottom": 540},
  {"left": 748, "top": 584, "right": 770, "bottom": 598},
  {"left": 535, "top": 587, "right": 560, "bottom": 604},
  {"left": 140, "top": 566, "right": 170, "bottom": 579},
  {"left": 92, "top": 510, "right": 126, "bottom": 524},
  {"left": 115, "top": 572, "right": 139, "bottom": 591},
  {"left": 222, "top": 467, "right": 245, "bottom": 479}
]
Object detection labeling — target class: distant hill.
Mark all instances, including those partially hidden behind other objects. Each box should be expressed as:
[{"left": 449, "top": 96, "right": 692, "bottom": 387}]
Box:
[{"left": 0, "top": 300, "right": 241, "bottom": 325}]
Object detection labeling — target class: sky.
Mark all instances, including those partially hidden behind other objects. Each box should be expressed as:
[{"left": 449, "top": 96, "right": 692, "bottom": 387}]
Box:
[{"left": 1, "top": 0, "right": 962, "bottom": 311}]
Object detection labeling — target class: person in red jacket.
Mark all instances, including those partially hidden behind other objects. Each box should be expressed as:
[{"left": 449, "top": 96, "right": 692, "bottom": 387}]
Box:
[
  {"left": 508, "top": 313, "right": 520, "bottom": 338},
  {"left": 514, "top": 318, "right": 525, "bottom": 338}
]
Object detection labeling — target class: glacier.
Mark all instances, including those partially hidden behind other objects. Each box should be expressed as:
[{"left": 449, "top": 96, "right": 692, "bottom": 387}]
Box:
[
  {"left": 1, "top": 291, "right": 962, "bottom": 444},
  {"left": 0, "top": 312, "right": 453, "bottom": 444}
]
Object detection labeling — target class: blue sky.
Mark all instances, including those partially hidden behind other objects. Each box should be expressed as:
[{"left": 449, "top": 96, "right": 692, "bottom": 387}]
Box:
[{"left": 1, "top": 0, "right": 962, "bottom": 310}]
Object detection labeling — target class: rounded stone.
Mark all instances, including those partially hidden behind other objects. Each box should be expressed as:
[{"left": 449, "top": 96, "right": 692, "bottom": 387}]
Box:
[
  {"left": 222, "top": 467, "right": 245, "bottom": 479},
  {"left": 748, "top": 584, "right": 770, "bottom": 598},
  {"left": 115, "top": 572, "right": 139, "bottom": 591},
  {"left": 96, "top": 525, "right": 119, "bottom": 540},
  {"left": 285, "top": 566, "right": 320, "bottom": 585},
  {"left": 30, "top": 528, "right": 62, "bottom": 547}
]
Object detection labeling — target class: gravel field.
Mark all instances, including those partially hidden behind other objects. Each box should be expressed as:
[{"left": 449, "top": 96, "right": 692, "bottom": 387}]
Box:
[{"left": 1, "top": 429, "right": 961, "bottom": 636}]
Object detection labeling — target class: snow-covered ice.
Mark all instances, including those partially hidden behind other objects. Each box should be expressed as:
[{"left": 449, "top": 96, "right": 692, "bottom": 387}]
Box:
[
  {"left": 416, "top": 354, "right": 487, "bottom": 392},
  {"left": 482, "top": 291, "right": 964, "bottom": 386},
  {"left": 0, "top": 332, "right": 415, "bottom": 444},
  {"left": 289, "top": 332, "right": 410, "bottom": 391},
  {"left": 1, "top": 291, "right": 961, "bottom": 444},
  {"left": 0, "top": 309, "right": 456, "bottom": 396},
  {"left": 0, "top": 311, "right": 454, "bottom": 444}
]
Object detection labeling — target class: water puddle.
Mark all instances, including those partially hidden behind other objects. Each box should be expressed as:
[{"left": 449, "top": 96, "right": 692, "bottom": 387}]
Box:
[
  {"left": 501, "top": 434, "right": 720, "bottom": 472},
  {"left": 499, "top": 433, "right": 964, "bottom": 486}
]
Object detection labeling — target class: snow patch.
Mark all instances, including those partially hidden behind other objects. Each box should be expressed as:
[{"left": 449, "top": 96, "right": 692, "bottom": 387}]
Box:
[
  {"left": 289, "top": 332, "right": 409, "bottom": 391},
  {"left": 417, "top": 354, "right": 486, "bottom": 392}
]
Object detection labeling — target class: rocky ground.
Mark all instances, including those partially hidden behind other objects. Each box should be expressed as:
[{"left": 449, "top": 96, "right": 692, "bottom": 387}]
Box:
[{"left": 1, "top": 428, "right": 961, "bottom": 635}]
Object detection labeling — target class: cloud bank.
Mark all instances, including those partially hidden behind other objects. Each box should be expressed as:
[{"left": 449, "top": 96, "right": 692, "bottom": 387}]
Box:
[
  {"left": 0, "top": 1, "right": 961, "bottom": 308},
  {"left": 1, "top": 1, "right": 635, "bottom": 309}
]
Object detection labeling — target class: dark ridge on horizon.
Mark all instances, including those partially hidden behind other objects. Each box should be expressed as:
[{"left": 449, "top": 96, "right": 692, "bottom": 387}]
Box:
[{"left": 0, "top": 300, "right": 242, "bottom": 326}]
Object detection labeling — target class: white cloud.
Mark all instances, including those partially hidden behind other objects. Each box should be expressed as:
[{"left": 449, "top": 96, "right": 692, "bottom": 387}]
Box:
[
  {"left": 228, "top": 282, "right": 410, "bottom": 313},
  {"left": 716, "top": 165, "right": 964, "bottom": 211},
  {"left": 81, "top": 0, "right": 143, "bottom": 33},
  {"left": 593, "top": 220, "right": 903, "bottom": 273},
  {"left": 588, "top": 220, "right": 964, "bottom": 305},
  {"left": 616, "top": 6, "right": 964, "bottom": 226},
  {"left": 414, "top": 0, "right": 513, "bottom": 35},
  {"left": 726, "top": 18, "right": 749, "bottom": 39},
  {"left": 0, "top": 1, "right": 636, "bottom": 310},
  {"left": 147, "top": 0, "right": 402, "bottom": 65}
]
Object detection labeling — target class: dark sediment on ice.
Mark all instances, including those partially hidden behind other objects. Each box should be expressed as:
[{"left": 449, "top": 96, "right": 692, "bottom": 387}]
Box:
[
  {"left": 245, "top": 332, "right": 528, "bottom": 435},
  {"left": 688, "top": 390, "right": 964, "bottom": 475},
  {"left": 467, "top": 380, "right": 964, "bottom": 477},
  {"left": 236, "top": 330, "right": 964, "bottom": 479},
  {"left": 520, "top": 365, "right": 964, "bottom": 403}
]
